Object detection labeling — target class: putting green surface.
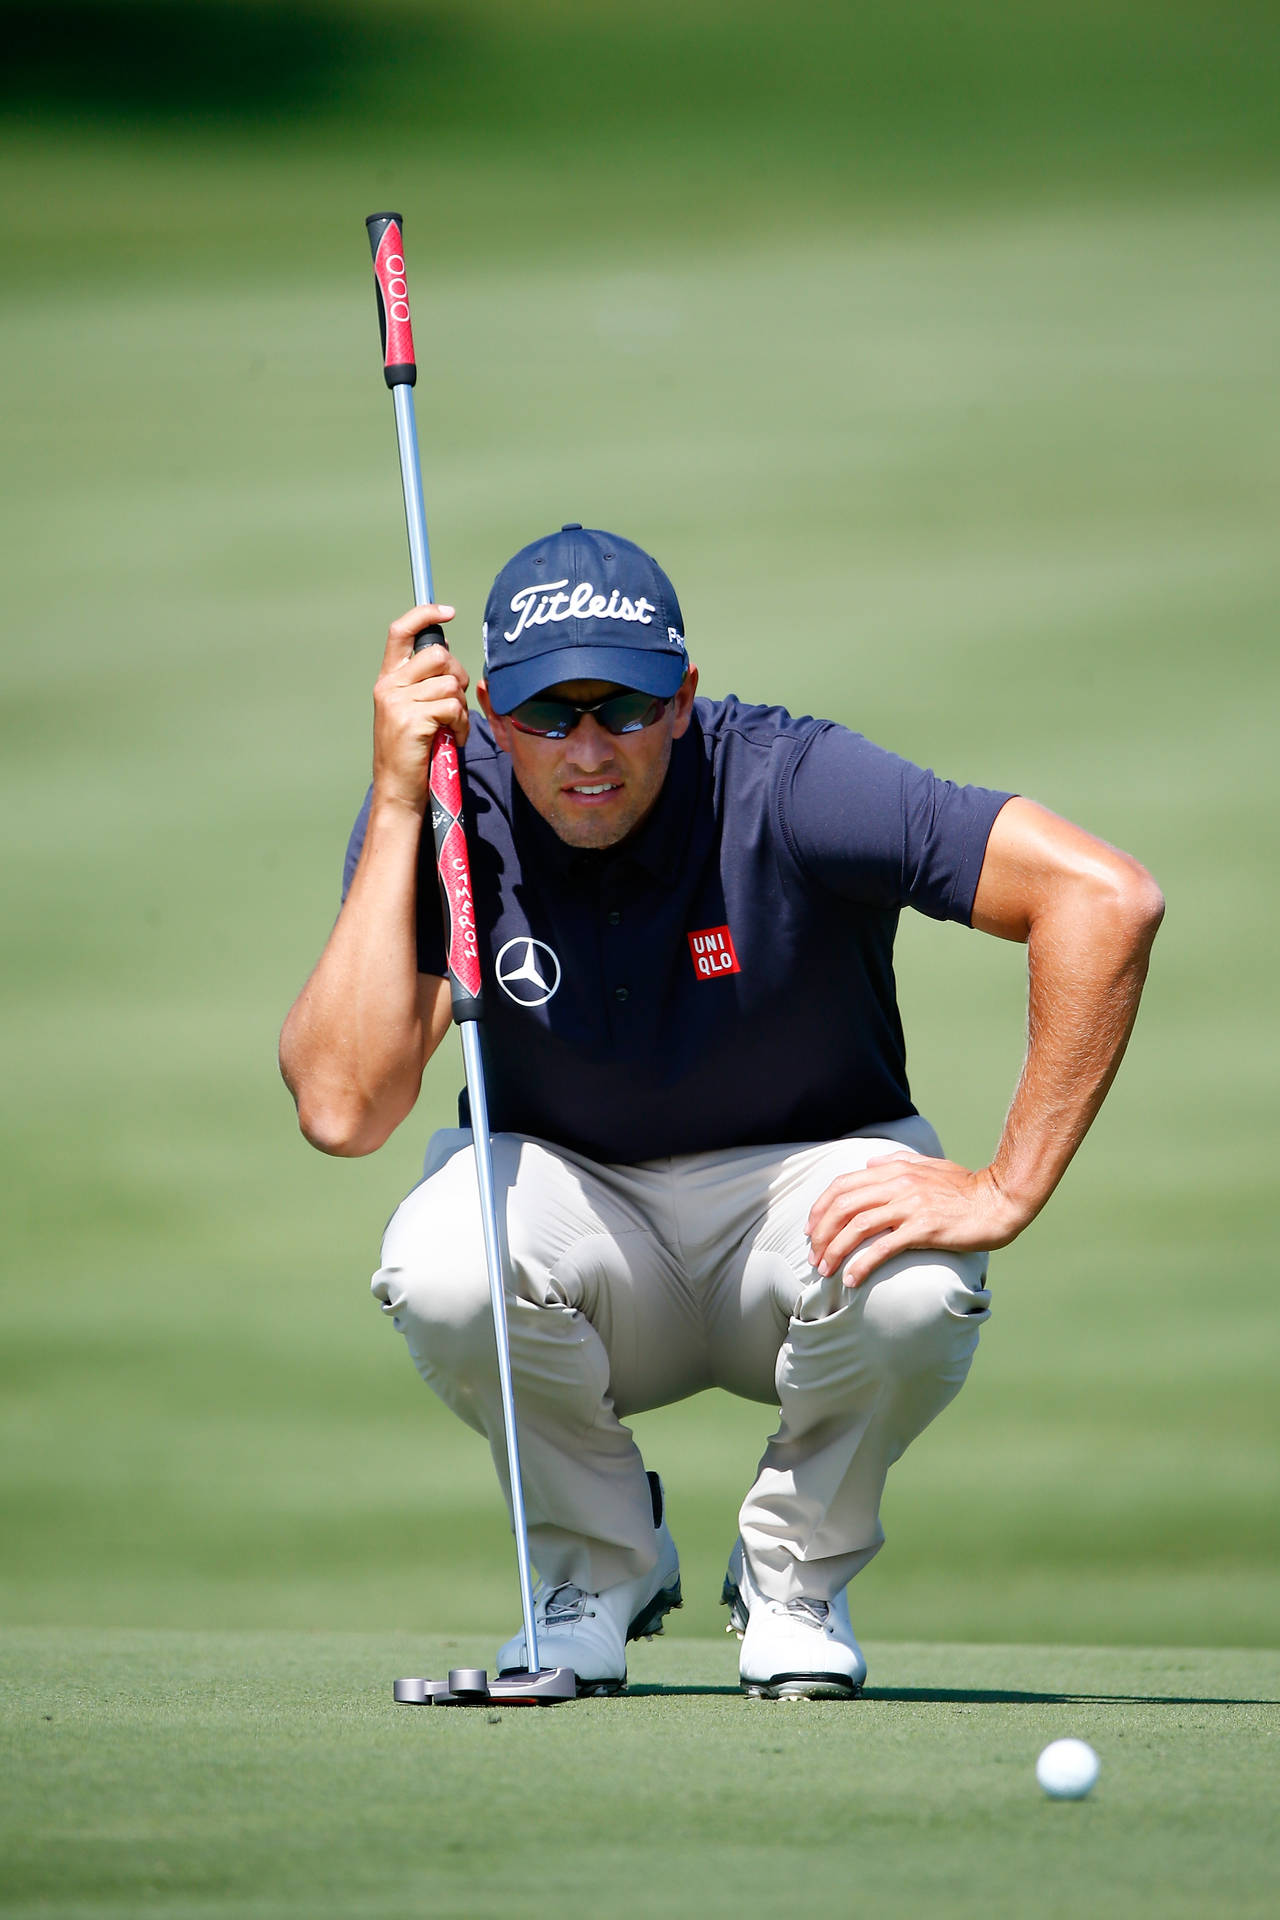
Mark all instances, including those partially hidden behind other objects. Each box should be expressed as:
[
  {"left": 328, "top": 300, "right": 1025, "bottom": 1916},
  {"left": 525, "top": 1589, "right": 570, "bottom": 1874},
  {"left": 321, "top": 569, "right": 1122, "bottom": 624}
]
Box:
[{"left": 3, "top": 1631, "right": 1276, "bottom": 1918}]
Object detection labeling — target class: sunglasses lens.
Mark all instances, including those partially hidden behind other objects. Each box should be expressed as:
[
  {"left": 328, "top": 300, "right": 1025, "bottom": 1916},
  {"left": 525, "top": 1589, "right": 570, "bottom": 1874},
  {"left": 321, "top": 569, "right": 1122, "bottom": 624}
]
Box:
[
  {"left": 597, "top": 692, "right": 666, "bottom": 734},
  {"left": 507, "top": 691, "right": 671, "bottom": 737},
  {"left": 509, "top": 699, "right": 576, "bottom": 737}
]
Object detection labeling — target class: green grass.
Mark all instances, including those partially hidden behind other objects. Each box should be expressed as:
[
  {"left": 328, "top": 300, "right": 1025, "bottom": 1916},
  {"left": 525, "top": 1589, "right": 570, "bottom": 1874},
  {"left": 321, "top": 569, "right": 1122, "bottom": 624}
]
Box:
[
  {"left": 3, "top": 1630, "right": 1277, "bottom": 1917},
  {"left": 3, "top": 188, "right": 1276, "bottom": 1653}
]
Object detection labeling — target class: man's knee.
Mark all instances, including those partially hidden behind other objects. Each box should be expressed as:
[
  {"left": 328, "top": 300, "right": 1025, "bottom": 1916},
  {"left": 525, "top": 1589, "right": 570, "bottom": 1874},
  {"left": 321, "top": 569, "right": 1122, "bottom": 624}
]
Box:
[
  {"left": 372, "top": 1242, "right": 495, "bottom": 1377},
  {"left": 372, "top": 1146, "right": 503, "bottom": 1380},
  {"left": 371, "top": 1132, "right": 585, "bottom": 1375},
  {"left": 856, "top": 1250, "right": 990, "bottom": 1379}
]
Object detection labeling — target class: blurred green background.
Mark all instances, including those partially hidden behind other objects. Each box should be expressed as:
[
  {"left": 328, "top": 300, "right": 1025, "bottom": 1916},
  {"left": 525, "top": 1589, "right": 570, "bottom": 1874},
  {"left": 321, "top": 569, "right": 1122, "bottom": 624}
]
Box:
[{"left": 2, "top": 0, "right": 1277, "bottom": 1653}]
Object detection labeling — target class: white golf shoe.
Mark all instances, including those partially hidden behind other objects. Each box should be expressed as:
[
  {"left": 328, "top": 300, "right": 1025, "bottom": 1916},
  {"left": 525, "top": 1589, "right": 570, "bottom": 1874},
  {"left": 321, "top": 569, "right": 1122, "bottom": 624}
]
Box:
[
  {"left": 496, "top": 1473, "right": 682, "bottom": 1696},
  {"left": 722, "top": 1538, "right": 867, "bottom": 1700}
]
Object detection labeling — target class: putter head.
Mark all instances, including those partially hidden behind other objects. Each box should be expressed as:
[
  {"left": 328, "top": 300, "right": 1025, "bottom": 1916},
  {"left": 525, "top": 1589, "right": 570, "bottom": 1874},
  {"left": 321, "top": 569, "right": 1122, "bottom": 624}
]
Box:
[
  {"left": 393, "top": 1676, "right": 450, "bottom": 1703},
  {"left": 393, "top": 1666, "right": 576, "bottom": 1706},
  {"left": 486, "top": 1666, "right": 576, "bottom": 1704}
]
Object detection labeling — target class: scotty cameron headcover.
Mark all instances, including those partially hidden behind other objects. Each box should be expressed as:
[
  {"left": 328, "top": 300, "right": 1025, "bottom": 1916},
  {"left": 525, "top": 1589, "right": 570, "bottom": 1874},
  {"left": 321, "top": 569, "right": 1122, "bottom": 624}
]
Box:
[{"left": 482, "top": 524, "right": 688, "bottom": 713}]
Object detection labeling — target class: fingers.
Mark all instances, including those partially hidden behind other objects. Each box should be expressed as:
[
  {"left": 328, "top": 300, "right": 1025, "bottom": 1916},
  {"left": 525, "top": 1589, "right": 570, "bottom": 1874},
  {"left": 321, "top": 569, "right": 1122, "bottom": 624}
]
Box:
[
  {"left": 806, "top": 1158, "right": 915, "bottom": 1264},
  {"left": 380, "top": 604, "right": 458, "bottom": 675},
  {"left": 840, "top": 1225, "right": 917, "bottom": 1291},
  {"left": 393, "top": 679, "right": 471, "bottom": 745},
  {"left": 377, "top": 610, "right": 470, "bottom": 729},
  {"left": 371, "top": 606, "right": 473, "bottom": 806},
  {"left": 812, "top": 1203, "right": 901, "bottom": 1277},
  {"left": 803, "top": 1154, "right": 990, "bottom": 1287},
  {"left": 375, "top": 669, "right": 470, "bottom": 750},
  {"left": 381, "top": 648, "right": 469, "bottom": 710}
]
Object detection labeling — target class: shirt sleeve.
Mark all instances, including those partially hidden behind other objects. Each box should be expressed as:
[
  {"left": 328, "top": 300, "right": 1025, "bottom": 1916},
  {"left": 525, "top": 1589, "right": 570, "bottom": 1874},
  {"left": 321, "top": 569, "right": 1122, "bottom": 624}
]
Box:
[
  {"left": 341, "top": 786, "right": 448, "bottom": 976},
  {"left": 782, "top": 724, "right": 1014, "bottom": 925}
]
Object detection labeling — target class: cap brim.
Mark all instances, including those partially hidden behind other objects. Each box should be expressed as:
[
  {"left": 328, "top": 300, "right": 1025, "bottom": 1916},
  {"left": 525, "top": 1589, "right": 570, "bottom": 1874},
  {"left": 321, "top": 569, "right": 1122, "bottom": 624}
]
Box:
[{"left": 484, "top": 645, "right": 687, "bottom": 714}]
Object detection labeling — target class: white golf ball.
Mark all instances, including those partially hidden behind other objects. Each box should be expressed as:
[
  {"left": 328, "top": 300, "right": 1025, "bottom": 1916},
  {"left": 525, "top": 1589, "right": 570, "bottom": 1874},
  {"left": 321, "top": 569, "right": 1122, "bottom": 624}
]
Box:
[{"left": 1036, "top": 1738, "right": 1100, "bottom": 1799}]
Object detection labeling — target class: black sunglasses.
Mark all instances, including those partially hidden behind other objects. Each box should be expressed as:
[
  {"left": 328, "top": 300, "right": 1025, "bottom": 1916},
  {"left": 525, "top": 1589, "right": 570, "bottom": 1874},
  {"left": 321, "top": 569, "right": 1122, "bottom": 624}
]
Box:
[{"left": 507, "top": 689, "right": 672, "bottom": 740}]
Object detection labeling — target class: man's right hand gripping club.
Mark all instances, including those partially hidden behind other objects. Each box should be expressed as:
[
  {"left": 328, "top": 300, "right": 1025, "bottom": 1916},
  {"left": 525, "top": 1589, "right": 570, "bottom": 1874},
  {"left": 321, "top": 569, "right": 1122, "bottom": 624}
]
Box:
[
  {"left": 374, "top": 604, "right": 469, "bottom": 810},
  {"left": 278, "top": 605, "right": 467, "bottom": 1158}
]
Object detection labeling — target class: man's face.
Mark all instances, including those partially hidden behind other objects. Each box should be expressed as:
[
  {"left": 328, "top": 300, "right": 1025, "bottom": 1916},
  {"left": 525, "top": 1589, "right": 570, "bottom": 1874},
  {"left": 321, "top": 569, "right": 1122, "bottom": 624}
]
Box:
[{"left": 478, "top": 670, "right": 699, "bottom": 849}]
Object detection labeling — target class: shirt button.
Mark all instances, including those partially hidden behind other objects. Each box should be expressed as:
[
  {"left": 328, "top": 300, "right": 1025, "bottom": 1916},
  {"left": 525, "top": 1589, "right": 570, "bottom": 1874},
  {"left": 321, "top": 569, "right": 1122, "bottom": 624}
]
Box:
[
  {"left": 607, "top": 910, "right": 621, "bottom": 926},
  {"left": 614, "top": 986, "right": 630, "bottom": 1003}
]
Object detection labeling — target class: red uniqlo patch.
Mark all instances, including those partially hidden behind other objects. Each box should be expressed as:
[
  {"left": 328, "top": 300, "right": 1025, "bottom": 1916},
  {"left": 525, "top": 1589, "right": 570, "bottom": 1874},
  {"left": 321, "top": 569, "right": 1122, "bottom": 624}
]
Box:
[{"left": 687, "top": 924, "right": 741, "bottom": 981}]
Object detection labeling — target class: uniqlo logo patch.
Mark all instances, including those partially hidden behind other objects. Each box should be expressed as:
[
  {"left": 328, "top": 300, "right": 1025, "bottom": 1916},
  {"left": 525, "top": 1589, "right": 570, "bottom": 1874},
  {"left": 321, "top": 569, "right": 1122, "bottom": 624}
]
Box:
[{"left": 688, "top": 924, "right": 741, "bottom": 980}]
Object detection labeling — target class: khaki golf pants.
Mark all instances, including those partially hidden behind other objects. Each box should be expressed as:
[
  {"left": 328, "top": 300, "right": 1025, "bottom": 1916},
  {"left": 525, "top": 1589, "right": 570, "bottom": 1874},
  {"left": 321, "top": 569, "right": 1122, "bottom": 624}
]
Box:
[{"left": 372, "top": 1117, "right": 990, "bottom": 1603}]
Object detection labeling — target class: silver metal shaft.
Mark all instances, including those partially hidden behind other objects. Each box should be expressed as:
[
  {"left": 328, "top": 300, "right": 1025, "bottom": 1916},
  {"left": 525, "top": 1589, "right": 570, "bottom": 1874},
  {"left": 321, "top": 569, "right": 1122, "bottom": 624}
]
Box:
[
  {"left": 389, "top": 378, "right": 542, "bottom": 1675},
  {"left": 393, "top": 385, "right": 435, "bottom": 604},
  {"left": 461, "top": 1022, "right": 541, "bottom": 1673}
]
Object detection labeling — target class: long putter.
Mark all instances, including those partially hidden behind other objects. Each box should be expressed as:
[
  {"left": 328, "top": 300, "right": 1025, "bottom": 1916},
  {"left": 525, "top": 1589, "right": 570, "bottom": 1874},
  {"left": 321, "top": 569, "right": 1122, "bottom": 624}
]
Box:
[{"left": 364, "top": 212, "right": 574, "bottom": 1707}]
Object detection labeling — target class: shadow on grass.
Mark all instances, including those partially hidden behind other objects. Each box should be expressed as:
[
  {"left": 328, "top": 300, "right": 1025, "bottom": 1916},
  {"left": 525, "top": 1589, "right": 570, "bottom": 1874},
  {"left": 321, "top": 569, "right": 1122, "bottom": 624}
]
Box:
[
  {"left": 628, "top": 1684, "right": 745, "bottom": 1698},
  {"left": 864, "top": 1687, "right": 1280, "bottom": 1707},
  {"left": 624, "top": 1683, "right": 1279, "bottom": 1704}
]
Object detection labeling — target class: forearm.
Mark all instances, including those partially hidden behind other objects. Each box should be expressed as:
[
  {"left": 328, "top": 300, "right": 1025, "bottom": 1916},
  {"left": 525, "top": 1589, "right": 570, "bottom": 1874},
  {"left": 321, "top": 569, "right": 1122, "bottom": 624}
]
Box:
[
  {"left": 806, "top": 799, "right": 1163, "bottom": 1286},
  {"left": 988, "top": 871, "right": 1164, "bottom": 1229},
  {"left": 280, "top": 796, "right": 434, "bottom": 1155}
]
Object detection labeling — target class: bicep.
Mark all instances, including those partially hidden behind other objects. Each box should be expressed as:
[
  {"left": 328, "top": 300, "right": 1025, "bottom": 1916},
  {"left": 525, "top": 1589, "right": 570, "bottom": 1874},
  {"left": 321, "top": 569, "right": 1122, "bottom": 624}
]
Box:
[{"left": 971, "top": 797, "right": 1157, "bottom": 943}]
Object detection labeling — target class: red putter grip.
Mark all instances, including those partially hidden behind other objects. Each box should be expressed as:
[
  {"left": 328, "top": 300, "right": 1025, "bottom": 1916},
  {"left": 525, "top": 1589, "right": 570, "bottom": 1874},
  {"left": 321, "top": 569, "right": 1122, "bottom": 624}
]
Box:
[
  {"left": 428, "top": 730, "right": 484, "bottom": 1023},
  {"left": 365, "top": 212, "right": 417, "bottom": 388}
]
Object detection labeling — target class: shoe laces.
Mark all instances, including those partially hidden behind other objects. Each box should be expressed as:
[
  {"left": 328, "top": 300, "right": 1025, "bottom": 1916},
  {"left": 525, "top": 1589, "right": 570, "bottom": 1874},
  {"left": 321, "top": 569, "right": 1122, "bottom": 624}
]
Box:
[
  {"left": 542, "top": 1583, "right": 594, "bottom": 1625},
  {"left": 772, "top": 1596, "right": 831, "bottom": 1630}
]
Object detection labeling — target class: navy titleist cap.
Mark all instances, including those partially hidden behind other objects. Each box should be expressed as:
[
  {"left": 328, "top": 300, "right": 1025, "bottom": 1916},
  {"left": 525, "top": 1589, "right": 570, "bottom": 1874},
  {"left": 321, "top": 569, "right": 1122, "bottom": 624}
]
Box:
[{"left": 482, "top": 524, "right": 688, "bottom": 713}]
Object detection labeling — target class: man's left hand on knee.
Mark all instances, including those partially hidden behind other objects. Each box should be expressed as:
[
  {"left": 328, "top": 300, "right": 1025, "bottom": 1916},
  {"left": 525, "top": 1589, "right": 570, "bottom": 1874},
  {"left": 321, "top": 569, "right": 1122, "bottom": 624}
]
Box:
[{"left": 806, "top": 1154, "right": 1030, "bottom": 1290}]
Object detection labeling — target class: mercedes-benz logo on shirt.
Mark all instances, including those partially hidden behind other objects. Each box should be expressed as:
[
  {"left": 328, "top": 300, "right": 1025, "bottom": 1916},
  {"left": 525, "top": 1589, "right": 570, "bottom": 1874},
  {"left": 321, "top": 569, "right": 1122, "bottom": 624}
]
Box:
[{"left": 495, "top": 937, "right": 562, "bottom": 1007}]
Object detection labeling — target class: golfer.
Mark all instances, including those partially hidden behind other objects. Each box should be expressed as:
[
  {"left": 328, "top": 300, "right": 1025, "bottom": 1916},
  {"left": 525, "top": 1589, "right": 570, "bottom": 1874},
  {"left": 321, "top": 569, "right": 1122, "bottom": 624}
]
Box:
[{"left": 280, "top": 524, "right": 1163, "bottom": 1698}]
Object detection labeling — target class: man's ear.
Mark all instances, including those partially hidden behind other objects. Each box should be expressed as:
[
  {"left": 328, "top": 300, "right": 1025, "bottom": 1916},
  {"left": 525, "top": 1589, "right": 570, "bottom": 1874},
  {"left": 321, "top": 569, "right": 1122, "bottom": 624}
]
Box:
[
  {"left": 670, "top": 666, "right": 699, "bottom": 740},
  {"left": 476, "top": 680, "right": 513, "bottom": 752}
]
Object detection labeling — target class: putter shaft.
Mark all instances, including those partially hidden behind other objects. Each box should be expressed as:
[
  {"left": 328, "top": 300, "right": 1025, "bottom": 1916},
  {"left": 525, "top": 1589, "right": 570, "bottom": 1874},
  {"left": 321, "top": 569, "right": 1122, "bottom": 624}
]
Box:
[
  {"left": 460, "top": 1021, "right": 541, "bottom": 1674},
  {"left": 388, "top": 381, "right": 542, "bottom": 1678}
]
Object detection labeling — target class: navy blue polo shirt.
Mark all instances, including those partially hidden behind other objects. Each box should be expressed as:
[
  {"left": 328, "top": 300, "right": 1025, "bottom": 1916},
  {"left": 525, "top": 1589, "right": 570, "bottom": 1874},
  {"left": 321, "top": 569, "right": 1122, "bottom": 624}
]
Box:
[{"left": 343, "top": 697, "right": 1012, "bottom": 1163}]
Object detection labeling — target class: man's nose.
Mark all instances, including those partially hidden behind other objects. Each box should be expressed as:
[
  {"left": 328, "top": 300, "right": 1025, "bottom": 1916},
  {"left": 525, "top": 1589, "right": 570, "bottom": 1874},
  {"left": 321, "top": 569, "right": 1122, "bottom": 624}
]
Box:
[{"left": 565, "top": 715, "right": 616, "bottom": 771}]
